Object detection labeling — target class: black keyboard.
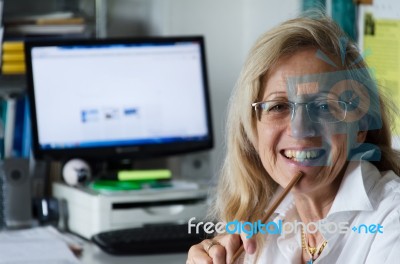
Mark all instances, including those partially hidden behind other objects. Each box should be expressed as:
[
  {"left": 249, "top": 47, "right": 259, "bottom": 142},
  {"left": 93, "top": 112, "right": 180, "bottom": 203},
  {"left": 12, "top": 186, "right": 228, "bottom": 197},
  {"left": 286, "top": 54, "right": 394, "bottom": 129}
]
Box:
[{"left": 92, "top": 223, "right": 210, "bottom": 255}]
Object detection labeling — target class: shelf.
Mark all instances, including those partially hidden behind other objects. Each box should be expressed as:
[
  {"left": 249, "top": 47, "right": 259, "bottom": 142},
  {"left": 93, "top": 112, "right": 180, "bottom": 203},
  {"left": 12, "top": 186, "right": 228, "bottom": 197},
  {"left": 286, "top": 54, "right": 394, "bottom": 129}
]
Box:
[
  {"left": 0, "top": 0, "right": 107, "bottom": 98},
  {"left": 2, "top": 0, "right": 100, "bottom": 40}
]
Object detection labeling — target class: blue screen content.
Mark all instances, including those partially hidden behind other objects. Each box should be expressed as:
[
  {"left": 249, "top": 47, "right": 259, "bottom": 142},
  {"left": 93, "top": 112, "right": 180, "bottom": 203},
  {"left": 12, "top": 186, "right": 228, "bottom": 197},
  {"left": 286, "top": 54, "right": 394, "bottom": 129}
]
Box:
[{"left": 29, "top": 40, "right": 210, "bottom": 153}]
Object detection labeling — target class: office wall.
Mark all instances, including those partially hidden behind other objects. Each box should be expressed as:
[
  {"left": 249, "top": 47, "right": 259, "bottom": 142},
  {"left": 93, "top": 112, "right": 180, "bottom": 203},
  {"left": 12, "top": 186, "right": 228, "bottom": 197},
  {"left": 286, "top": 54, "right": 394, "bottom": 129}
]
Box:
[{"left": 107, "top": 0, "right": 301, "bottom": 180}]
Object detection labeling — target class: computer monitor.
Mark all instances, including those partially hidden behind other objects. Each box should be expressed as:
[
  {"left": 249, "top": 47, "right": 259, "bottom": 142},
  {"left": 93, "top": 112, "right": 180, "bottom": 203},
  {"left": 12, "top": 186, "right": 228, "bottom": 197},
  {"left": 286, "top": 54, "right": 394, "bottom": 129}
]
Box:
[{"left": 25, "top": 36, "right": 213, "bottom": 164}]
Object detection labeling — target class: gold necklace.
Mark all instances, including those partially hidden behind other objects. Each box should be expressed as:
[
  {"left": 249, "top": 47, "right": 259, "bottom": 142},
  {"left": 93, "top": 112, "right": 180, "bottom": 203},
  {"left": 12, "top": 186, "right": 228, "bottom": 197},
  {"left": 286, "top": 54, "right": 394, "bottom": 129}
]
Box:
[{"left": 301, "top": 227, "right": 327, "bottom": 263}]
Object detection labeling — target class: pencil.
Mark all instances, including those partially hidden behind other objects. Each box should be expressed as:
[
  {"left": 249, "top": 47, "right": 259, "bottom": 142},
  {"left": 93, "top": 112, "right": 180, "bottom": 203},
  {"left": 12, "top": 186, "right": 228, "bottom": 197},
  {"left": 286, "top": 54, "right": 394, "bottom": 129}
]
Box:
[{"left": 230, "top": 171, "right": 304, "bottom": 264}]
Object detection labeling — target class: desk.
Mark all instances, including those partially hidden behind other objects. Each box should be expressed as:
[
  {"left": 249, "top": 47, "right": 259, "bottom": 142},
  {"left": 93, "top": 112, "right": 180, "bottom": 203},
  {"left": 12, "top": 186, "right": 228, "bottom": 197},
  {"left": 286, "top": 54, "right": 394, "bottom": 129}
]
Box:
[{"left": 80, "top": 240, "right": 188, "bottom": 264}]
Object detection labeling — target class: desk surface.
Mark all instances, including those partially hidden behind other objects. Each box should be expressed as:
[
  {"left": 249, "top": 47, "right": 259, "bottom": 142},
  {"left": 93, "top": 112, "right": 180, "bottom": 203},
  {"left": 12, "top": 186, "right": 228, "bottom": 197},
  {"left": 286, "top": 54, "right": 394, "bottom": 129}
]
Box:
[{"left": 80, "top": 240, "right": 188, "bottom": 264}]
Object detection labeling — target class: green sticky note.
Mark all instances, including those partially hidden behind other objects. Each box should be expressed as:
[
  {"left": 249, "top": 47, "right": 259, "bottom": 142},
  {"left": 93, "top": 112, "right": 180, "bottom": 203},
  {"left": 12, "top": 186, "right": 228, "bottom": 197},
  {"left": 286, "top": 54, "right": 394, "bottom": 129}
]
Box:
[{"left": 117, "top": 169, "right": 172, "bottom": 181}]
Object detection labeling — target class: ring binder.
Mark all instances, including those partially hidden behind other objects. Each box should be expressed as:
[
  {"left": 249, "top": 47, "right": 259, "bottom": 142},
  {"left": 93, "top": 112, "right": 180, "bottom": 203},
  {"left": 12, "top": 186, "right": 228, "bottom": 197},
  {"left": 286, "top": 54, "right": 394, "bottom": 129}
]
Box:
[{"left": 0, "top": 166, "right": 6, "bottom": 229}]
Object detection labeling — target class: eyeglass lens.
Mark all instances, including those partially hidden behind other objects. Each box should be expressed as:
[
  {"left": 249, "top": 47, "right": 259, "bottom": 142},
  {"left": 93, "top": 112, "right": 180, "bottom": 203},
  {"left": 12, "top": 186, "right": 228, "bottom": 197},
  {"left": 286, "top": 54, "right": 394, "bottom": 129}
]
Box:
[{"left": 255, "top": 100, "right": 347, "bottom": 124}]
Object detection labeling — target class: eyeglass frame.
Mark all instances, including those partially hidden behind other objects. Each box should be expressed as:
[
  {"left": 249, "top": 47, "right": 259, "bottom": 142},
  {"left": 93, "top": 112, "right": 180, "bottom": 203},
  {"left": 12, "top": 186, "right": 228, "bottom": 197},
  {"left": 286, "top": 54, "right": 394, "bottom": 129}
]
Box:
[{"left": 251, "top": 99, "right": 352, "bottom": 124}]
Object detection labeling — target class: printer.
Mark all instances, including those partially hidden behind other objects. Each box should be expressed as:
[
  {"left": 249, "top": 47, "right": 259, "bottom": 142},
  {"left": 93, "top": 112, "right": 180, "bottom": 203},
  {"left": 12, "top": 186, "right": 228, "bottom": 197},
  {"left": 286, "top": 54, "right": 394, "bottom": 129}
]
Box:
[{"left": 52, "top": 181, "right": 209, "bottom": 239}]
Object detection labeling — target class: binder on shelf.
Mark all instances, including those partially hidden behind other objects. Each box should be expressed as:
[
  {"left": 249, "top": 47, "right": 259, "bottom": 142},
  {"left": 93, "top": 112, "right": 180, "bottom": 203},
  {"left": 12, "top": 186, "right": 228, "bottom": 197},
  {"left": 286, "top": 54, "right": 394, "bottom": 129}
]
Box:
[
  {"left": 21, "top": 96, "right": 31, "bottom": 158},
  {"left": 4, "top": 97, "right": 16, "bottom": 158},
  {"left": 0, "top": 96, "right": 31, "bottom": 159},
  {"left": 2, "top": 41, "right": 24, "bottom": 52},
  {"left": 2, "top": 63, "right": 26, "bottom": 74},
  {"left": 0, "top": 173, "right": 5, "bottom": 229},
  {"left": 0, "top": 98, "right": 6, "bottom": 159},
  {"left": 12, "top": 95, "right": 30, "bottom": 158},
  {"left": 2, "top": 52, "right": 25, "bottom": 62}
]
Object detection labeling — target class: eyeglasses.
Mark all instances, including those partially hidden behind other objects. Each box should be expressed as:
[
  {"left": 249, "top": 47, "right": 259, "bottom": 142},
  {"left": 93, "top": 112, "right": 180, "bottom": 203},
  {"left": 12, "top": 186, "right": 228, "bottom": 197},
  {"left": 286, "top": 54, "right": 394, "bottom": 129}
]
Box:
[{"left": 252, "top": 100, "right": 349, "bottom": 124}]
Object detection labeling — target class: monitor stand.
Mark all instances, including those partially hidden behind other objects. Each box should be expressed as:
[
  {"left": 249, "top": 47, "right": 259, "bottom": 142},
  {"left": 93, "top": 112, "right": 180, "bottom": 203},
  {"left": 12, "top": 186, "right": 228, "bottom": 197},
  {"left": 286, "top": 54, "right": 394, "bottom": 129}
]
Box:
[{"left": 90, "top": 157, "right": 171, "bottom": 178}]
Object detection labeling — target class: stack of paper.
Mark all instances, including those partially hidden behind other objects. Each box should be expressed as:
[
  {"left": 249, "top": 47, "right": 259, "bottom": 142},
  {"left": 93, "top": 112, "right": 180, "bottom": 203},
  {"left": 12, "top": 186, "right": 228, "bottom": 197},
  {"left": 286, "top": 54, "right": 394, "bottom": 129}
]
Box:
[
  {"left": 0, "top": 226, "right": 81, "bottom": 264},
  {"left": 4, "top": 11, "right": 86, "bottom": 36}
]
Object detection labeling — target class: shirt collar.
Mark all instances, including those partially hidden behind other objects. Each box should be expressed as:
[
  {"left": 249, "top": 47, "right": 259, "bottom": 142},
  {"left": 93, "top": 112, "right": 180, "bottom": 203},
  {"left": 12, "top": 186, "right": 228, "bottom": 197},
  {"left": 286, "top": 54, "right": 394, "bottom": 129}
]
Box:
[{"left": 327, "top": 159, "right": 379, "bottom": 217}]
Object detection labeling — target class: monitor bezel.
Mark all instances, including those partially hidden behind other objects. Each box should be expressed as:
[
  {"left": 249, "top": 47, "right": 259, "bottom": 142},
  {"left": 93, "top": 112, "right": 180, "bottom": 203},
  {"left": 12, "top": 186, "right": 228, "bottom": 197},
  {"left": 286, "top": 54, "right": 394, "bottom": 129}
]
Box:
[{"left": 25, "top": 36, "right": 213, "bottom": 161}]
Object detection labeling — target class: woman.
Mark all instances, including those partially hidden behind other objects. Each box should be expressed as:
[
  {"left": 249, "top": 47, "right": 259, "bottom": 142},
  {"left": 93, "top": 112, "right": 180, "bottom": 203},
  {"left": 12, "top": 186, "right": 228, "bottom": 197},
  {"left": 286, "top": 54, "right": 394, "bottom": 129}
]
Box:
[{"left": 187, "top": 14, "right": 400, "bottom": 264}]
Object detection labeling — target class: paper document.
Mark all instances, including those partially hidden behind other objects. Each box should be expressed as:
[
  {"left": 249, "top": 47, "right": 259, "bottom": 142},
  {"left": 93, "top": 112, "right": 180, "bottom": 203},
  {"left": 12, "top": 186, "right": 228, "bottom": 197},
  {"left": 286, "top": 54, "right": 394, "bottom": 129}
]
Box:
[
  {"left": 0, "top": 226, "right": 81, "bottom": 264},
  {"left": 363, "top": 17, "right": 400, "bottom": 132}
]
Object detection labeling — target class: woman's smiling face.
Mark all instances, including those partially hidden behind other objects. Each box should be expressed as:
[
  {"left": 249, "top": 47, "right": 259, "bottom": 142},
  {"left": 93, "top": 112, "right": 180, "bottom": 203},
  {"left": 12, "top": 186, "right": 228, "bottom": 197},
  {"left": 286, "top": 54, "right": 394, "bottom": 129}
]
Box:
[{"left": 255, "top": 48, "right": 367, "bottom": 193}]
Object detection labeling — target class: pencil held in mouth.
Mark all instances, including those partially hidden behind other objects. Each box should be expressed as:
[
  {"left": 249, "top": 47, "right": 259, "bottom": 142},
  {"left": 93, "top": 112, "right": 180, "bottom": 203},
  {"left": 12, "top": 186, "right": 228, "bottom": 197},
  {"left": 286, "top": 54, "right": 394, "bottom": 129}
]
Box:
[{"left": 230, "top": 171, "right": 304, "bottom": 264}]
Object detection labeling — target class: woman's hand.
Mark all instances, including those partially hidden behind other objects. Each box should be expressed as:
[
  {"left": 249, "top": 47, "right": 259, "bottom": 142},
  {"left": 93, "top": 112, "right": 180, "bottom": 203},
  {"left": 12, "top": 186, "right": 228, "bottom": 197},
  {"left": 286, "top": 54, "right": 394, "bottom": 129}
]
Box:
[{"left": 186, "top": 233, "right": 257, "bottom": 264}]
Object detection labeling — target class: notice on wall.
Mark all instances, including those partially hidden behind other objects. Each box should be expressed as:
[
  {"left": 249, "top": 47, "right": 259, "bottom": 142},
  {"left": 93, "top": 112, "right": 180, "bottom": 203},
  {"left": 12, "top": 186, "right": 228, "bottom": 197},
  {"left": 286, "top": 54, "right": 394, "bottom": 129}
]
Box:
[
  {"left": 359, "top": 0, "right": 400, "bottom": 145},
  {"left": 363, "top": 15, "right": 400, "bottom": 135}
]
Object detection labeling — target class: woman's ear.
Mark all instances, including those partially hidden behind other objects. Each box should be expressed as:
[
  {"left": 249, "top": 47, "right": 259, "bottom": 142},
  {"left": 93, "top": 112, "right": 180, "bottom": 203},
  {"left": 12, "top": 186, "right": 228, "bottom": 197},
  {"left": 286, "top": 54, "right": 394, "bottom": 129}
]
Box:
[
  {"left": 357, "top": 130, "right": 367, "bottom": 143},
  {"left": 357, "top": 117, "right": 368, "bottom": 143}
]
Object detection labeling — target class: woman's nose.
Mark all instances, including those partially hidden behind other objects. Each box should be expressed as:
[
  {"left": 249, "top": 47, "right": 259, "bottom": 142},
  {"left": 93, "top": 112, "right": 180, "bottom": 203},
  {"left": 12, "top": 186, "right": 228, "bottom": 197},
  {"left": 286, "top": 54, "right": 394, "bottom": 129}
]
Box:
[{"left": 289, "top": 105, "right": 319, "bottom": 138}]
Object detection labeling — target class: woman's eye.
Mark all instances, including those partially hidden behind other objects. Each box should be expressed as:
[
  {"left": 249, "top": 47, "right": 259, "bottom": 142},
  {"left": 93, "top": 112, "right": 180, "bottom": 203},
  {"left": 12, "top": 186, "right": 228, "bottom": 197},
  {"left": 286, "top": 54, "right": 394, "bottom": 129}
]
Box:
[
  {"left": 318, "top": 104, "right": 329, "bottom": 111},
  {"left": 312, "top": 101, "right": 330, "bottom": 112},
  {"left": 268, "top": 103, "right": 290, "bottom": 112}
]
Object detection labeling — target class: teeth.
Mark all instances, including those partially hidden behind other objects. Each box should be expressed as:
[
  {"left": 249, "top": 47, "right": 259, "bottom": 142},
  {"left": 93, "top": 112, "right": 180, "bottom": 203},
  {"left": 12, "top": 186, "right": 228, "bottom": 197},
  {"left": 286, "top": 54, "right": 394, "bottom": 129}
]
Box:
[{"left": 283, "top": 150, "right": 320, "bottom": 160}]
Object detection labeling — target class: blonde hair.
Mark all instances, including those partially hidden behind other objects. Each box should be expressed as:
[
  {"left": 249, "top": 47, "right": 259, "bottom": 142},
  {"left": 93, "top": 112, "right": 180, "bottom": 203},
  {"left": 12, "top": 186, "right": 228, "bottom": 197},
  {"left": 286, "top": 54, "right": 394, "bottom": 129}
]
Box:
[{"left": 211, "top": 13, "right": 400, "bottom": 258}]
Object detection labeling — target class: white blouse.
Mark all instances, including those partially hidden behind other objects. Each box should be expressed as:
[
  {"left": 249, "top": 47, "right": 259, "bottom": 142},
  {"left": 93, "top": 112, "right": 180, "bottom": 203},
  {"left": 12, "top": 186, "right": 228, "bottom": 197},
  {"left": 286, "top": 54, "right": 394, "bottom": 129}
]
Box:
[{"left": 242, "top": 160, "right": 400, "bottom": 264}]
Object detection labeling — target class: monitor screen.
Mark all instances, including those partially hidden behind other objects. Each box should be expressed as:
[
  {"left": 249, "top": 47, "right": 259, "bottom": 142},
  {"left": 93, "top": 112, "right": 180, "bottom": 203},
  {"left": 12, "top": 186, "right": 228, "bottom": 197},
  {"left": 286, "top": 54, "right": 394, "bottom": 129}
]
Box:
[{"left": 25, "top": 36, "right": 213, "bottom": 161}]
